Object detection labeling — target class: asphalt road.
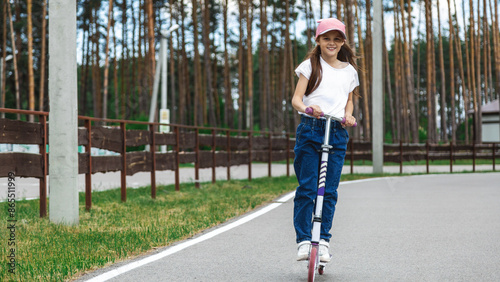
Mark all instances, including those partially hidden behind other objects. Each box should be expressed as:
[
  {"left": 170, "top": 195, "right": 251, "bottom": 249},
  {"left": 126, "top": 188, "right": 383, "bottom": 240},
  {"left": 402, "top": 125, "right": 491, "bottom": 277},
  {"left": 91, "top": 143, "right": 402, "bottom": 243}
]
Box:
[{"left": 78, "top": 173, "right": 500, "bottom": 282}]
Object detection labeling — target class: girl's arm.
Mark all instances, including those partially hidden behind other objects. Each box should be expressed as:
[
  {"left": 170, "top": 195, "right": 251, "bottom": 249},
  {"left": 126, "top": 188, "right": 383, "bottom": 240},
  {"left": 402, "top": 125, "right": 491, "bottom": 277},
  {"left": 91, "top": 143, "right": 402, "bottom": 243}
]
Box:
[
  {"left": 344, "top": 92, "right": 356, "bottom": 126},
  {"left": 291, "top": 74, "right": 323, "bottom": 118}
]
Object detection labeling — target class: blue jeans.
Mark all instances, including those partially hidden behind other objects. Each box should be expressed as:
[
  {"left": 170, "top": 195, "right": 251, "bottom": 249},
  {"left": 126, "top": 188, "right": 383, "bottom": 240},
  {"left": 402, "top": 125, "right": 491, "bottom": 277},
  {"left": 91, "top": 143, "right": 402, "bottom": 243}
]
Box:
[{"left": 293, "top": 115, "right": 349, "bottom": 243}]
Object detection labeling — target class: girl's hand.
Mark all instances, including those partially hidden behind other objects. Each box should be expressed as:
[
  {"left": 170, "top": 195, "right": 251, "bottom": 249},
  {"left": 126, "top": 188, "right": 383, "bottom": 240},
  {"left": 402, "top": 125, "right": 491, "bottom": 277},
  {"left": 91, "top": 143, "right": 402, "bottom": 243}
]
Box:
[
  {"left": 343, "top": 115, "right": 356, "bottom": 127},
  {"left": 305, "top": 105, "right": 324, "bottom": 119}
]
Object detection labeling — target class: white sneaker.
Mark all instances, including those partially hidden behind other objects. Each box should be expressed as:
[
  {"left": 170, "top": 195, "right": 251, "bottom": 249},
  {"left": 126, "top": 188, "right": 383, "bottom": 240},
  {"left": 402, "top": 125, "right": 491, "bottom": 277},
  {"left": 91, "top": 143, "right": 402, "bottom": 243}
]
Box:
[
  {"left": 296, "top": 241, "right": 311, "bottom": 261},
  {"left": 319, "top": 239, "right": 331, "bottom": 262}
]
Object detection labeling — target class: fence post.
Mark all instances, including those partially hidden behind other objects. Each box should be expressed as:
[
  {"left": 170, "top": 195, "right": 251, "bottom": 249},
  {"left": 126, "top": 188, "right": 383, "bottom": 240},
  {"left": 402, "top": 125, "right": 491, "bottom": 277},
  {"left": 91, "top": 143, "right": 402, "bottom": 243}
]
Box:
[
  {"left": 449, "top": 141, "right": 453, "bottom": 173},
  {"left": 473, "top": 142, "right": 476, "bottom": 172},
  {"left": 350, "top": 139, "right": 354, "bottom": 174},
  {"left": 493, "top": 143, "right": 496, "bottom": 171},
  {"left": 248, "top": 131, "right": 252, "bottom": 181},
  {"left": 226, "top": 130, "right": 231, "bottom": 180},
  {"left": 85, "top": 119, "right": 92, "bottom": 211},
  {"left": 39, "top": 115, "right": 48, "bottom": 217},
  {"left": 175, "top": 126, "right": 180, "bottom": 191},
  {"left": 268, "top": 133, "right": 272, "bottom": 177},
  {"left": 212, "top": 129, "right": 216, "bottom": 184},
  {"left": 120, "top": 122, "right": 127, "bottom": 202},
  {"left": 149, "top": 124, "right": 156, "bottom": 199},
  {"left": 426, "top": 141, "right": 429, "bottom": 174},
  {"left": 195, "top": 128, "right": 200, "bottom": 188},
  {"left": 399, "top": 140, "right": 403, "bottom": 174}
]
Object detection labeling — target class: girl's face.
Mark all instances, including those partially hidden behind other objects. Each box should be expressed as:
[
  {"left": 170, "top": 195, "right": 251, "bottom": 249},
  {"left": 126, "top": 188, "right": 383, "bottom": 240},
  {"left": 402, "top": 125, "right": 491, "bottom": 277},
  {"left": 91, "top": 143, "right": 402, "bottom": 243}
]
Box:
[{"left": 316, "top": 30, "right": 345, "bottom": 58}]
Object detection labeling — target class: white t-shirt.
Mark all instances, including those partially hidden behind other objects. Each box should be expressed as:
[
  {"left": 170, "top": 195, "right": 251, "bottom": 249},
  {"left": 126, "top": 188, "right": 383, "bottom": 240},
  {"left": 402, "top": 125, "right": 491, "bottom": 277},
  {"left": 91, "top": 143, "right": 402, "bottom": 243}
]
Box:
[{"left": 295, "top": 56, "right": 359, "bottom": 119}]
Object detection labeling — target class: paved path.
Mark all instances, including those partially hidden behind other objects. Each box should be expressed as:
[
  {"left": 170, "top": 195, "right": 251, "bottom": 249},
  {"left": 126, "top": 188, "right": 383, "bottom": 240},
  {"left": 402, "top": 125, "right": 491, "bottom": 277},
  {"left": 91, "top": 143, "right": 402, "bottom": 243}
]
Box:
[
  {"left": 0, "top": 163, "right": 495, "bottom": 201},
  {"left": 78, "top": 173, "right": 500, "bottom": 282}
]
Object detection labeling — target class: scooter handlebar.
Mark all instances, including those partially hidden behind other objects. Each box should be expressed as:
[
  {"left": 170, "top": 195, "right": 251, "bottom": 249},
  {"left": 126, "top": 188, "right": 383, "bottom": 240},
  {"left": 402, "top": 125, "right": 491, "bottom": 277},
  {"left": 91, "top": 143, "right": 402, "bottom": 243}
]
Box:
[{"left": 305, "top": 107, "right": 357, "bottom": 127}]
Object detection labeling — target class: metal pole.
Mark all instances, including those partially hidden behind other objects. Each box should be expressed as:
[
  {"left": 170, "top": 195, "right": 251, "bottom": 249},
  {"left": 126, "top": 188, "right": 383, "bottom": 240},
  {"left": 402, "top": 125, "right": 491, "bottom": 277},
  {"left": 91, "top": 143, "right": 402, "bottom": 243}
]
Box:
[
  {"left": 146, "top": 38, "right": 164, "bottom": 153},
  {"left": 49, "top": 0, "right": 79, "bottom": 225},
  {"left": 148, "top": 45, "right": 164, "bottom": 124},
  {"left": 0, "top": 58, "right": 3, "bottom": 118},
  {"left": 161, "top": 36, "right": 168, "bottom": 110},
  {"left": 372, "top": 0, "right": 384, "bottom": 174},
  {"left": 160, "top": 35, "right": 168, "bottom": 153}
]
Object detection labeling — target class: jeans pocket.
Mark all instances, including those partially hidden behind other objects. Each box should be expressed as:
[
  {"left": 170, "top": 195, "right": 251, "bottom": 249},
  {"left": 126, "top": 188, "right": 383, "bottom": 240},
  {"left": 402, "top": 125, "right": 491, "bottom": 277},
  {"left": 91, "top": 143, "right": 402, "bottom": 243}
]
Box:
[
  {"left": 296, "top": 123, "right": 309, "bottom": 143},
  {"left": 343, "top": 128, "right": 349, "bottom": 144}
]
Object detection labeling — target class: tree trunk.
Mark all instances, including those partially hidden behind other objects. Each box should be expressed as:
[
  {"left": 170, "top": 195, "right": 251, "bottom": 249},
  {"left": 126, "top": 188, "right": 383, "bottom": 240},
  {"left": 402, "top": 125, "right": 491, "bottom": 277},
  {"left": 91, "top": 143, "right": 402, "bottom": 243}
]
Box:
[
  {"left": 238, "top": 0, "right": 245, "bottom": 130},
  {"left": 179, "top": 0, "right": 189, "bottom": 125},
  {"left": 454, "top": 0, "right": 470, "bottom": 143},
  {"left": 436, "top": 0, "right": 448, "bottom": 142},
  {"left": 399, "top": 0, "right": 418, "bottom": 143},
  {"left": 102, "top": 0, "right": 114, "bottom": 120},
  {"left": 415, "top": 1, "right": 423, "bottom": 129},
  {"left": 491, "top": 0, "right": 500, "bottom": 100},
  {"left": 425, "top": 0, "right": 436, "bottom": 142},
  {"left": 112, "top": 16, "right": 119, "bottom": 118},
  {"left": 365, "top": 0, "right": 372, "bottom": 96},
  {"left": 223, "top": 0, "right": 233, "bottom": 128},
  {"left": 202, "top": 0, "right": 216, "bottom": 127},
  {"left": 259, "top": 0, "right": 270, "bottom": 131},
  {"left": 396, "top": 4, "right": 410, "bottom": 142},
  {"left": 7, "top": 2, "right": 20, "bottom": 119},
  {"left": 27, "top": 0, "right": 34, "bottom": 121},
  {"left": 169, "top": 0, "right": 177, "bottom": 124},
  {"left": 92, "top": 5, "right": 102, "bottom": 118},
  {"left": 394, "top": 3, "right": 403, "bottom": 141},
  {"left": 383, "top": 16, "right": 396, "bottom": 143},
  {"left": 1, "top": 0, "right": 7, "bottom": 117},
  {"left": 345, "top": 0, "right": 359, "bottom": 140},
  {"left": 337, "top": 0, "right": 343, "bottom": 19},
  {"left": 247, "top": 0, "right": 254, "bottom": 130},
  {"left": 447, "top": 0, "right": 456, "bottom": 142},
  {"left": 192, "top": 0, "right": 203, "bottom": 126},
  {"left": 355, "top": 2, "right": 370, "bottom": 141},
  {"left": 136, "top": 0, "right": 144, "bottom": 117},
  {"left": 484, "top": 0, "right": 493, "bottom": 103},
  {"left": 468, "top": 0, "right": 478, "bottom": 142},
  {"left": 145, "top": 0, "right": 155, "bottom": 97},
  {"left": 38, "top": 0, "right": 47, "bottom": 112},
  {"left": 121, "top": 0, "right": 129, "bottom": 118},
  {"left": 288, "top": 1, "right": 297, "bottom": 131},
  {"left": 475, "top": 0, "right": 482, "bottom": 143}
]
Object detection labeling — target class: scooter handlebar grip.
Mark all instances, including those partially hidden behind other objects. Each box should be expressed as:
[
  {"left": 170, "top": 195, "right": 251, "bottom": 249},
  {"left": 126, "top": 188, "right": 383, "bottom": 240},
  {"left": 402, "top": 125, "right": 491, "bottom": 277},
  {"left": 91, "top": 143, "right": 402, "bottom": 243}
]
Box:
[{"left": 342, "top": 118, "right": 357, "bottom": 127}]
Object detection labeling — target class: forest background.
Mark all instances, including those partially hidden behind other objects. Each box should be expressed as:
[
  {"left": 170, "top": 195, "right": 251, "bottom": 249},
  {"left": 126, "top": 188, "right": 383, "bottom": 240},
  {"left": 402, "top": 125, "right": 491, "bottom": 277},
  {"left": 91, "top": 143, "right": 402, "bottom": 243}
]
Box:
[{"left": 1, "top": 0, "right": 499, "bottom": 144}]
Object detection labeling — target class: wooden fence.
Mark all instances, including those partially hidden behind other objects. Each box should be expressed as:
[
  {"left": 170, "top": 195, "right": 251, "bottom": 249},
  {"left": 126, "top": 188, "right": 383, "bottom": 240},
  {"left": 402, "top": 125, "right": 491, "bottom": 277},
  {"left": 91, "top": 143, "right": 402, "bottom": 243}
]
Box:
[
  {"left": 348, "top": 141, "right": 498, "bottom": 174},
  {"left": 0, "top": 108, "right": 293, "bottom": 217},
  {"left": 0, "top": 108, "right": 498, "bottom": 217}
]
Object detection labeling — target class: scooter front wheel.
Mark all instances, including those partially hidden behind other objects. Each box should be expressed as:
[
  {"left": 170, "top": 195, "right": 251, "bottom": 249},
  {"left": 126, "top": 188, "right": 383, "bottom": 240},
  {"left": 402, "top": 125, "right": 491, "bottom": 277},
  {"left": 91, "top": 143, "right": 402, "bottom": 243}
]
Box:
[{"left": 308, "top": 246, "right": 318, "bottom": 282}]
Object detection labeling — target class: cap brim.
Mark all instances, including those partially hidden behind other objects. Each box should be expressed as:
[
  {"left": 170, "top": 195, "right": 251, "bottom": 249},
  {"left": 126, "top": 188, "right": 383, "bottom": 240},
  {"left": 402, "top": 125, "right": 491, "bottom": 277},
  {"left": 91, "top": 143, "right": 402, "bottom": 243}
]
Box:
[{"left": 318, "top": 28, "right": 346, "bottom": 39}]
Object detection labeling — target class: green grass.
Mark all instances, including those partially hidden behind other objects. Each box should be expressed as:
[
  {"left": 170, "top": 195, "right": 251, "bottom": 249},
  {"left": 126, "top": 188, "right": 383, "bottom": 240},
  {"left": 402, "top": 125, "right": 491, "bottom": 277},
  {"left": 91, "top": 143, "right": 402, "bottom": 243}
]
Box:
[{"left": 2, "top": 171, "right": 491, "bottom": 281}]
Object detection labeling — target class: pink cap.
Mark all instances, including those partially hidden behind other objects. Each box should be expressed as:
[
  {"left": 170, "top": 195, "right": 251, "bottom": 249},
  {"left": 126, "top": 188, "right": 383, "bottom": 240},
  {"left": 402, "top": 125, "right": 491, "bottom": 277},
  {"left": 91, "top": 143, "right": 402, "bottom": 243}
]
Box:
[{"left": 315, "top": 18, "right": 346, "bottom": 40}]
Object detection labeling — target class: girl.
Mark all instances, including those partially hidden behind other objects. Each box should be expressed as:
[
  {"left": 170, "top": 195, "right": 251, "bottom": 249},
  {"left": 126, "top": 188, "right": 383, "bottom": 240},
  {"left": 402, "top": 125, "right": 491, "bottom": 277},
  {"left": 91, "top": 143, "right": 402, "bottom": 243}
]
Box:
[{"left": 291, "top": 18, "right": 359, "bottom": 262}]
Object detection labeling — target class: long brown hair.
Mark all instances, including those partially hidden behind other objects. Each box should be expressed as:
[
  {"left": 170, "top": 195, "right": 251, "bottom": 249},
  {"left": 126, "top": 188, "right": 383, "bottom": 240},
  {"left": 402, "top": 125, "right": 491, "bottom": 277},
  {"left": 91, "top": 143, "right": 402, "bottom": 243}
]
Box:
[{"left": 303, "top": 41, "right": 359, "bottom": 96}]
